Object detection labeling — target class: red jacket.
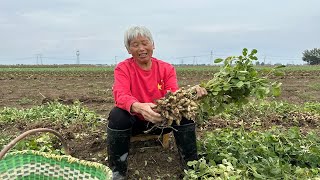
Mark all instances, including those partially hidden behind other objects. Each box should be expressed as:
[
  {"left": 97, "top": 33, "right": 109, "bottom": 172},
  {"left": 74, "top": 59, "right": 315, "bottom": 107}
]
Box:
[{"left": 113, "top": 57, "right": 179, "bottom": 120}]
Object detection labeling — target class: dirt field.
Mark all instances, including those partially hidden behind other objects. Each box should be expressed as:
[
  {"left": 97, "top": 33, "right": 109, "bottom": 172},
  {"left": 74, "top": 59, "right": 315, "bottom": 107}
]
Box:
[{"left": 1, "top": 67, "right": 320, "bottom": 179}]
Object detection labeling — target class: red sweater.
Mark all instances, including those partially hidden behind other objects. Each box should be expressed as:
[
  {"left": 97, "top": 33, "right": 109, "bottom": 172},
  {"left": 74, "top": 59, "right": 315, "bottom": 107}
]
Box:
[{"left": 113, "top": 57, "right": 179, "bottom": 120}]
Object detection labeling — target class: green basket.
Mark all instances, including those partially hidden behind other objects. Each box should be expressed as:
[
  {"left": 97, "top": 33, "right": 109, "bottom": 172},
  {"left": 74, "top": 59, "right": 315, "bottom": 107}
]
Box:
[{"left": 0, "top": 128, "right": 112, "bottom": 180}]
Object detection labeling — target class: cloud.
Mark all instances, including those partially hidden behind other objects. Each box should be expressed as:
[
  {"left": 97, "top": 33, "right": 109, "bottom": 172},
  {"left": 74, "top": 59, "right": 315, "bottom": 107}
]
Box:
[
  {"left": 20, "top": 11, "right": 77, "bottom": 25},
  {"left": 0, "top": 0, "right": 320, "bottom": 65},
  {"left": 186, "top": 24, "right": 271, "bottom": 34}
]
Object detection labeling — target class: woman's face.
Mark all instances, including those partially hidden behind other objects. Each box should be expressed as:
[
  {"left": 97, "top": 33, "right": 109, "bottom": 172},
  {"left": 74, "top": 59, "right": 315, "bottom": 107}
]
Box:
[{"left": 128, "top": 35, "right": 154, "bottom": 64}]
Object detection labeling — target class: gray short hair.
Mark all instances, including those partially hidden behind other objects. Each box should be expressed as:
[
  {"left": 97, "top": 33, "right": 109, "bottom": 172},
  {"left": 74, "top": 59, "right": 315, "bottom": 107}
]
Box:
[{"left": 124, "top": 26, "right": 154, "bottom": 51}]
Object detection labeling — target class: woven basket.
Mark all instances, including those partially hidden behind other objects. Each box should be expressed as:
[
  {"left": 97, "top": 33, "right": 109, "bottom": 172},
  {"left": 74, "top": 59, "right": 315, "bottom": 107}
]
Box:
[{"left": 0, "top": 128, "right": 112, "bottom": 180}]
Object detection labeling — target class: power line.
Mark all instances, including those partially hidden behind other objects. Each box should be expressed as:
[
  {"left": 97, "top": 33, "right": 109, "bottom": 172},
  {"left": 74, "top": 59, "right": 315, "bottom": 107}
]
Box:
[{"left": 0, "top": 51, "right": 307, "bottom": 65}]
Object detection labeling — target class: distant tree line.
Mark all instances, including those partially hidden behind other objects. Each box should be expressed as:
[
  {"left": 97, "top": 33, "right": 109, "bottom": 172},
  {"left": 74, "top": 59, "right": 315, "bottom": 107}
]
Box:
[{"left": 302, "top": 48, "right": 320, "bottom": 65}]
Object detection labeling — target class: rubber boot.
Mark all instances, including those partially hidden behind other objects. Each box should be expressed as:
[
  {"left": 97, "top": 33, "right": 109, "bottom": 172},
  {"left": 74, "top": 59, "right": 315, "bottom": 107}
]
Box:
[
  {"left": 172, "top": 123, "right": 198, "bottom": 169},
  {"left": 107, "top": 127, "right": 131, "bottom": 180}
]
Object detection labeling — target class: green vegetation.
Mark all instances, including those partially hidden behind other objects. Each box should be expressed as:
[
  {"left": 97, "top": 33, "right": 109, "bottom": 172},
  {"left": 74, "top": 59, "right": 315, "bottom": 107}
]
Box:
[
  {"left": 220, "top": 101, "right": 320, "bottom": 120},
  {"left": 155, "top": 49, "right": 284, "bottom": 126},
  {"left": 1, "top": 64, "right": 320, "bottom": 73},
  {"left": 1, "top": 100, "right": 320, "bottom": 179},
  {"left": 303, "top": 48, "right": 320, "bottom": 65},
  {"left": 199, "top": 49, "right": 282, "bottom": 120},
  {"left": 309, "top": 83, "right": 320, "bottom": 91},
  {"left": 0, "top": 101, "right": 99, "bottom": 124},
  {"left": 176, "top": 65, "right": 320, "bottom": 72},
  {"left": 17, "top": 97, "right": 34, "bottom": 105},
  {"left": 0, "top": 101, "right": 103, "bottom": 154},
  {"left": 184, "top": 101, "right": 320, "bottom": 179},
  {"left": 0, "top": 66, "right": 114, "bottom": 72},
  {"left": 185, "top": 127, "right": 320, "bottom": 179},
  {"left": 1, "top": 53, "right": 320, "bottom": 179}
]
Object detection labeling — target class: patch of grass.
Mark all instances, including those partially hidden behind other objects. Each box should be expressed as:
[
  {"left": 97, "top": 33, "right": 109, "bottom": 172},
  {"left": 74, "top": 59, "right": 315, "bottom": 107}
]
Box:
[
  {"left": 17, "top": 97, "right": 33, "bottom": 105},
  {"left": 295, "top": 91, "right": 316, "bottom": 101},
  {"left": 0, "top": 134, "right": 13, "bottom": 150},
  {"left": 0, "top": 101, "right": 100, "bottom": 124},
  {"left": 89, "top": 89, "right": 109, "bottom": 96},
  {"left": 308, "top": 83, "right": 320, "bottom": 91}
]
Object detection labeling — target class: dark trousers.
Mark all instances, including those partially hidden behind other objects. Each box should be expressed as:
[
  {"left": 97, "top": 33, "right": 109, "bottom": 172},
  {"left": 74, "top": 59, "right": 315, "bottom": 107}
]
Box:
[{"left": 107, "top": 107, "right": 194, "bottom": 136}]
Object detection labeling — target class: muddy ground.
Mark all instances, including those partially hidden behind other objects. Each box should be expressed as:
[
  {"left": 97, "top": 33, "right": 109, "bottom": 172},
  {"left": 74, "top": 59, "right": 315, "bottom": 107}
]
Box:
[{"left": 0, "top": 66, "right": 320, "bottom": 179}]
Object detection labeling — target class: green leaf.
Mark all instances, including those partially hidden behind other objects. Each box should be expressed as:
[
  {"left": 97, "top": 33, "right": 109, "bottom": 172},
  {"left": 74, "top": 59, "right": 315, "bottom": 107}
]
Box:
[
  {"left": 223, "top": 84, "right": 231, "bottom": 91},
  {"left": 253, "top": 172, "right": 264, "bottom": 179},
  {"left": 275, "top": 82, "right": 282, "bottom": 88},
  {"left": 250, "top": 70, "right": 258, "bottom": 77},
  {"left": 212, "top": 91, "right": 219, "bottom": 95},
  {"left": 214, "top": 86, "right": 222, "bottom": 92},
  {"left": 238, "top": 71, "right": 249, "bottom": 74},
  {"left": 214, "top": 58, "right": 224, "bottom": 63},
  {"left": 250, "top": 49, "right": 258, "bottom": 56},
  {"left": 238, "top": 76, "right": 245, "bottom": 81},
  {"left": 275, "top": 65, "right": 286, "bottom": 69},
  {"left": 230, "top": 78, "right": 239, "bottom": 85},
  {"left": 255, "top": 87, "right": 268, "bottom": 99},
  {"left": 187, "top": 160, "right": 198, "bottom": 167},
  {"left": 272, "top": 86, "right": 281, "bottom": 97},
  {"left": 244, "top": 81, "right": 251, "bottom": 88},
  {"left": 295, "top": 167, "right": 305, "bottom": 175},
  {"left": 273, "top": 71, "right": 285, "bottom": 76},
  {"left": 236, "top": 81, "right": 244, "bottom": 88},
  {"left": 270, "top": 167, "right": 281, "bottom": 175},
  {"left": 242, "top": 48, "right": 248, "bottom": 56},
  {"left": 251, "top": 56, "right": 258, "bottom": 60}
]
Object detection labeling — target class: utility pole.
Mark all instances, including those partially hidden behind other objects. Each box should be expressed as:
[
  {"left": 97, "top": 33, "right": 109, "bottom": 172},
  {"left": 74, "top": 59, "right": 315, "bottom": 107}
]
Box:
[
  {"left": 76, "top": 50, "right": 80, "bottom": 64},
  {"left": 180, "top": 58, "right": 184, "bottom": 65},
  {"left": 193, "top": 56, "right": 196, "bottom": 65},
  {"left": 115, "top": 56, "right": 118, "bottom": 65},
  {"left": 35, "top": 54, "right": 42, "bottom": 65}
]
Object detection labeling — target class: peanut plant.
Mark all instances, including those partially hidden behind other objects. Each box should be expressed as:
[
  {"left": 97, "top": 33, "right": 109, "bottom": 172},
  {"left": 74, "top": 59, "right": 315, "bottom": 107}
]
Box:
[{"left": 155, "top": 48, "right": 283, "bottom": 125}]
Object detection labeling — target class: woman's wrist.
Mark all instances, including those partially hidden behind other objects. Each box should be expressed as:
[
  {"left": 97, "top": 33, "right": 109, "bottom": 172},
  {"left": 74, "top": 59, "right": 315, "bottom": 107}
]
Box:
[{"left": 130, "top": 102, "right": 140, "bottom": 113}]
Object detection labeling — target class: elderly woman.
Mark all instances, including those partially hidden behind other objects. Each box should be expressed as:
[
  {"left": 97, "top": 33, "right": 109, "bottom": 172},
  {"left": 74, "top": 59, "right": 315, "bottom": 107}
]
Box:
[{"left": 107, "top": 25, "right": 207, "bottom": 179}]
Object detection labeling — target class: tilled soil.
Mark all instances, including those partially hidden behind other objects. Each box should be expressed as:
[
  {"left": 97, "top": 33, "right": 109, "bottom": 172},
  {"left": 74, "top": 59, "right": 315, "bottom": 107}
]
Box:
[{"left": 1, "top": 68, "right": 320, "bottom": 179}]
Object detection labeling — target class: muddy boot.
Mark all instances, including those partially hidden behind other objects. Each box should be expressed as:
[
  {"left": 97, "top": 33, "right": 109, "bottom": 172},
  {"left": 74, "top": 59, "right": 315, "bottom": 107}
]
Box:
[
  {"left": 107, "top": 127, "right": 131, "bottom": 180},
  {"left": 172, "top": 123, "right": 198, "bottom": 169}
]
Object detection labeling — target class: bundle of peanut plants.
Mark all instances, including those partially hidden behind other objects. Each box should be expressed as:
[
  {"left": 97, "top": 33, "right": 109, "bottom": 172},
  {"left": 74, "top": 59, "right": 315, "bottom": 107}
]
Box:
[{"left": 154, "top": 48, "right": 283, "bottom": 127}]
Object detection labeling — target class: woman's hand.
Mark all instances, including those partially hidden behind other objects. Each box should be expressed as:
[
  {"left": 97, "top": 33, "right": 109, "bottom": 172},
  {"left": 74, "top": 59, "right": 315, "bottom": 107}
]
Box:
[
  {"left": 192, "top": 84, "right": 208, "bottom": 98},
  {"left": 130, "top": 102, "right": 163, "bottom": 124}
]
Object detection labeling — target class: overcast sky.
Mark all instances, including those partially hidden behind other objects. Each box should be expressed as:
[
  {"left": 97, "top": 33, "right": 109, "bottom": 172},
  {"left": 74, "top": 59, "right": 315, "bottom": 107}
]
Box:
[{"left": 0, "top": 0, "right": 319, "bottom": 65}]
